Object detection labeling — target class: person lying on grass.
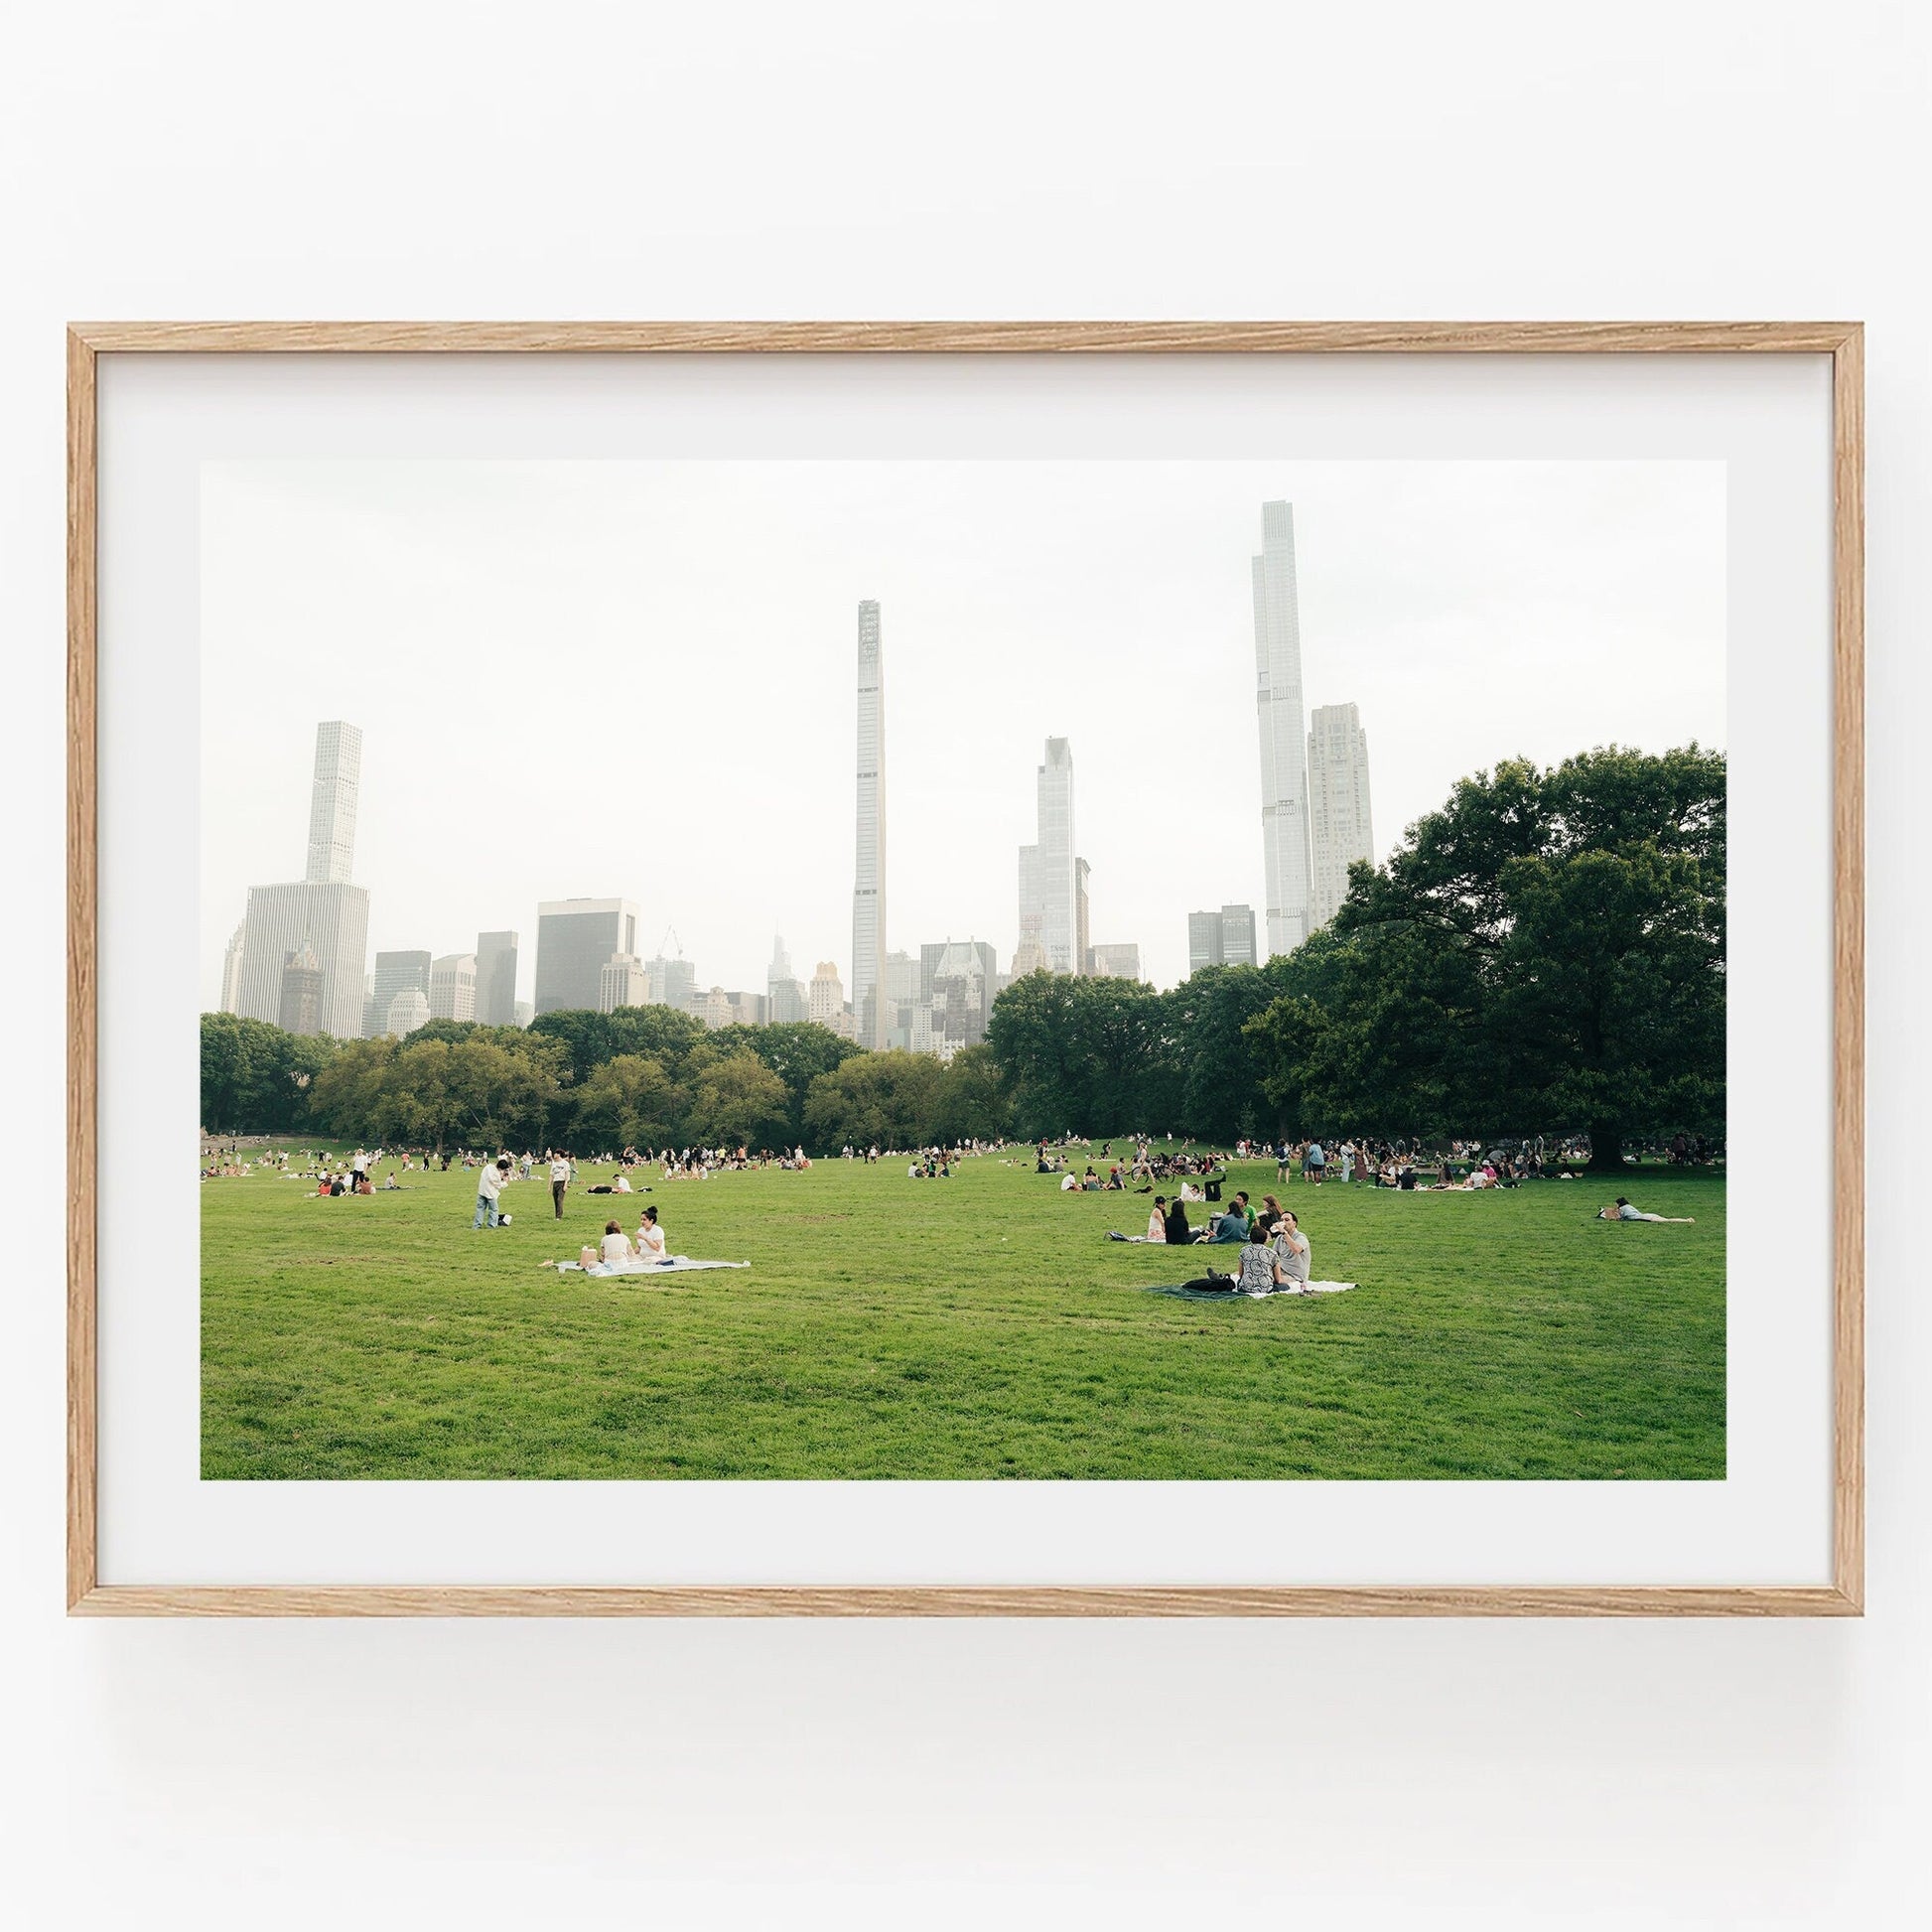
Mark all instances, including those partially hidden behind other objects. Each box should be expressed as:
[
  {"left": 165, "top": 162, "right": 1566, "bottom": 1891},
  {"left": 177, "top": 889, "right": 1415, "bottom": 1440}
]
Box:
[{"left": 1597, "top": 1196, "right": 1697, "bottom": 1224}]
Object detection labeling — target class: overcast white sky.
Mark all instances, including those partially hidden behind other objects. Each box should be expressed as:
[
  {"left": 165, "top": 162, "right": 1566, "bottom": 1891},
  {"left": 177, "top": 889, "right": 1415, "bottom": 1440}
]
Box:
[{"left": 200, "top": 460, "right": 1725, "bottom": 1006}]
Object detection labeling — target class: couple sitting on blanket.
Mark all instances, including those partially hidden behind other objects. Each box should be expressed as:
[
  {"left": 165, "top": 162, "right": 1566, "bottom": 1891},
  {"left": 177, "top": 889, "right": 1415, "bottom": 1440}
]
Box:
[
  {"left": 577, "top": 1204, "right": 668, "bottom": 1271},
  {"left": 1235, "top": 1209, "right": 1311, "bottom": 1297}
]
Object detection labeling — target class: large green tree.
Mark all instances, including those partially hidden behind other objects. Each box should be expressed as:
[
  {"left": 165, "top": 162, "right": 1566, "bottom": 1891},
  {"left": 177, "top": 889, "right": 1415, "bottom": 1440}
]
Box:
[
  {"left": 930, "top": 1043, "right": 1017, "bottom": 1146},
  {"left": 201, "top": 1013, "right": 338, "bottom": 1135},
  {"left": 802, "top": 1050, "right": 949, "bottom": 1152},
  {"left": 703, "top": 1021, "right": 866, "bottom": 1144},
  {"left": 1160, "top": 964, "right": 1278, "bottom": 1143},
  {"left": 984, "top": 971, "right": 1174, "bottom": 1138},
  {"left": 684, "top": 1052, "right": 794, "bottom": 1150},
  {"left": 1244, "top": 746, "right": 1725, "bottom": 1168},
  {"left": 569, "top": 1053, "right": 682, "bottom": 1150}
]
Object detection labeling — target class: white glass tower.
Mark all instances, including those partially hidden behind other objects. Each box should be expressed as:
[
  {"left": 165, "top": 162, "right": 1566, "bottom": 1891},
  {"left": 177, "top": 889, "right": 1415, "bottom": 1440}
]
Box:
[
  {"left": 235, "top": 720, "right": 369, "bottom": 1036},
  {"left": 1307, "top": 702, "right": 1374, "bottom": 929},
  {"left": 305, "top": 720, "right": 362, "bottom": 886},
  {"left": 1018, "top": 737, "right": 1079, "bottom": 973},
  {"left": 851, "top": 601, "right": 888, "bottom": 1045},
  {"left": 1252, "top": 501, "right": 1312, "bottom": 957}
]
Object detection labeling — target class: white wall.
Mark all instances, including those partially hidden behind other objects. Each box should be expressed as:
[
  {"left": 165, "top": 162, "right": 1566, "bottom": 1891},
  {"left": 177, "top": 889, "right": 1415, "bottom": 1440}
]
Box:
[{"left": 2, "top": 3, "right": 1925, "bottom": 1923}]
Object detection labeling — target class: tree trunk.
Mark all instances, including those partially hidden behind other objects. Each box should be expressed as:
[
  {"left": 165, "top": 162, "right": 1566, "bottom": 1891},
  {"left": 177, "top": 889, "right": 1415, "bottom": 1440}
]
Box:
[{"left": 1586, "top": 1121, "right": 1624, "bottom": 1173}]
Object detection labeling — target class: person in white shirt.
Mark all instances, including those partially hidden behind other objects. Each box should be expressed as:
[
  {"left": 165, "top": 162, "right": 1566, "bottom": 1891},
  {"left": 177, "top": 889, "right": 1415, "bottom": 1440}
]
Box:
[
  {"left": 473, "top": 1157, "right": 513, "bottom": 1229},
  {"left": 614, "top": 1173, "right": 632, "bottom": 1193},
  {"left": 635, "top": 1205, "right": 668, "bottom": 1261},
  {"left": 598, "top": 1221, "right": 633, "bottom": 1263},
  {"left": 549, "top": 1152, "right": 571, "bottom": 1219}
]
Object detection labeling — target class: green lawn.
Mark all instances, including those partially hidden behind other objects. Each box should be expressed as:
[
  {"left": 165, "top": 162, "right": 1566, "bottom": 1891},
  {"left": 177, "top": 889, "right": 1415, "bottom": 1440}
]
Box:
[{"left": 200, "top": 1148, "right": 1725, "bottom": 1480}]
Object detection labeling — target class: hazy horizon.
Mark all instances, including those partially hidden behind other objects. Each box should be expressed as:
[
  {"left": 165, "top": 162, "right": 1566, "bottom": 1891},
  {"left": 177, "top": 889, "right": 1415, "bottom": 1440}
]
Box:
[{"left": 200, "top": 459, "right": 1726, "bottom": 1010}]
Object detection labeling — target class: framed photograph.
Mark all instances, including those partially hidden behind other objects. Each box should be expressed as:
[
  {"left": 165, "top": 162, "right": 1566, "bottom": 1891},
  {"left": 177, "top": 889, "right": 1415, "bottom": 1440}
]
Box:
[{"left": 68, "top": 321, "right": 1863, "bottom": 1615}]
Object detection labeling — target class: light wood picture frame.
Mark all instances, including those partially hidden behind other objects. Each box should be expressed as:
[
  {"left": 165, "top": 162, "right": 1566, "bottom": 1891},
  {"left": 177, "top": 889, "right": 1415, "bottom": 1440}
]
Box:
[{"left": 67, "top": 320, "right": 1864, "bottom": 1617}]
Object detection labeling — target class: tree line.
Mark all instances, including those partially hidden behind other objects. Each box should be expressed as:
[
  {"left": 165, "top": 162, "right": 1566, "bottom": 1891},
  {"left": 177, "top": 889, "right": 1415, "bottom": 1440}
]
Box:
[
  {"left": 203, "top": 747, "right": 1725, "bottom": 1169},
  {"left": 201, "top": 1003, "right": 1017, "bottom": 1155}
]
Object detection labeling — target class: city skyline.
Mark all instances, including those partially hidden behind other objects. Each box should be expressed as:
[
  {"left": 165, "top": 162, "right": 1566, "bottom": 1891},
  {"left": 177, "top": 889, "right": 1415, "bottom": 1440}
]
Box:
[{"left": 202, "top": 460, "right": 1726, "bottom": 1006}]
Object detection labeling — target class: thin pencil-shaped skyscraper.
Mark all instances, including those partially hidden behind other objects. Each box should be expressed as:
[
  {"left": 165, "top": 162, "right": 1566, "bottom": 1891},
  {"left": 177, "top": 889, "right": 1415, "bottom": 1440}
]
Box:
[
  {"left": 851, "top": 600, "right": 889, "bottom": 1046},
  {"left": 1252, "top": 501, "right": 1312, "bottom": 958}
]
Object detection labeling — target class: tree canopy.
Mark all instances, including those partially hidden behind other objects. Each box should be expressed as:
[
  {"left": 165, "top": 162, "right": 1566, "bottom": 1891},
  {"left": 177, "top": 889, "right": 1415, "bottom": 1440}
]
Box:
[{"left": 1244, "top": 745, "right": 1725, "bottom": 1167}]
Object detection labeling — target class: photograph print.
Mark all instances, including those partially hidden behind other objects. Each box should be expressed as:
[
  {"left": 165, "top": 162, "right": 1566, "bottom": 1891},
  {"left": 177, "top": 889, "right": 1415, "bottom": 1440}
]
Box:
[{"left": 200, "top": 458, "right": 1725, "bottom": 1481}]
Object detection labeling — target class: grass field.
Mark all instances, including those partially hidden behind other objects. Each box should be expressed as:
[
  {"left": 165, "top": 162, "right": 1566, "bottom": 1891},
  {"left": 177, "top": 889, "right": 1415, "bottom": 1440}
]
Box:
[{"left": 200, "top": 1146, "right": 1725, "bottom": 1480}]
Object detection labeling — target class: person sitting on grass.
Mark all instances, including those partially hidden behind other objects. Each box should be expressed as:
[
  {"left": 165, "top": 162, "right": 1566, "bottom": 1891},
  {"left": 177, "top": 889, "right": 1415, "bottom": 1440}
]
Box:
[
  {"left": 1271, "top": 1208, "right": 1311, "bottom": 1286},
  {"left": 1202, "top": 1191, "right": 1252, "bottom": 1243},
  {"left": 1163, "top": 1194, "right": 1192, "bottom": 1245},
  {"left": 1060, "top": 1171, "right": 1081, "bottom": 1192},
  {"left": 1598, "top": 1196, "right": 1697, "bottom": 1224},
  {"left": 635, "top": 1204, "right": 667, "bottom": 1260},
  {"left": 1237, "top": 1224, "right": 1300, "bottom": 1299},
  {"left": 579, "top": 1219, "right": 634, "bottom": 1270},
  {"left": 1147, "top": 1195, "right": 1168, "bottom": 1242}
]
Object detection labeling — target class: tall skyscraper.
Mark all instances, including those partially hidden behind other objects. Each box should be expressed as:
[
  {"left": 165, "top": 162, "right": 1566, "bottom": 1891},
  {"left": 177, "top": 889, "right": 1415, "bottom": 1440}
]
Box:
[
  {"left": 534, "top": 898, "right": 639, "bottom": 1015},
  {"left": 1074, "top": 856, "right": 1092, "bottom": 975},
  {"left": 1017, "top": 737, "right": 1079, "bottom": 974},
  {"left": 1187, "top": 903, "right": 1258, "bottom": 975},
  {"left": 367, "top": 950, "right": 432, "bottom": 1035},
  {"left": 235, "top": 720, "right": 370, "bottom": 1037},
  {"left": 304, "top": 721, "right": 362, "bottom": 886},
  {"left": 475, "top": 930, "right": 519, "bottom": 1026},
  {"left": 1307, "top": 702, "right": 1375, "bottom": 929},
  {"left": 219, "top": 922, "right": 247, "bottom": 1015},
  {"left": 767, "top": 934, "right": 807, "bottom": 1025},
  {"left": 851, "top": 601, "right": 889, "bottom": 1047},
  {"left": 1088, "top": 943, "right": 1143, "bottom": 981},
  {"left": 429, "top": 953, "right": 478, "bottom": 1023},
  {"left": 1253, "top": 501, "right": 1313, "bottom": 958}
]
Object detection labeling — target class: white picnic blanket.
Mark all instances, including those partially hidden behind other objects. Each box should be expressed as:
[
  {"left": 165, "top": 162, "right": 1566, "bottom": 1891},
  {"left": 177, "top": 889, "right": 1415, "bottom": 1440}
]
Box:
[{"left": 552, "top": 1255, "right": 751, "bottom": 1278}]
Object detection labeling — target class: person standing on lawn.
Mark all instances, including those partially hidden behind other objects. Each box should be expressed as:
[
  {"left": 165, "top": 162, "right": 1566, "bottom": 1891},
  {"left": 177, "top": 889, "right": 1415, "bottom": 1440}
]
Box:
[
  {"left": 473, "top": 1156, "right": 513, "bottom": 1229},
  {"left": 549, "top": 1150, "right": 572, "bottom": 1218}
]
